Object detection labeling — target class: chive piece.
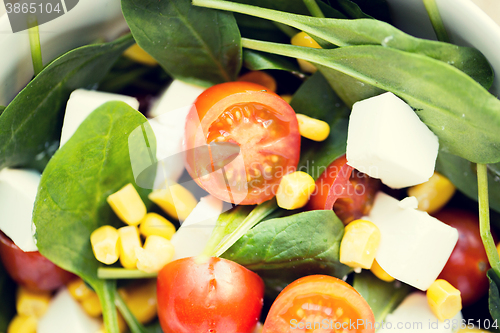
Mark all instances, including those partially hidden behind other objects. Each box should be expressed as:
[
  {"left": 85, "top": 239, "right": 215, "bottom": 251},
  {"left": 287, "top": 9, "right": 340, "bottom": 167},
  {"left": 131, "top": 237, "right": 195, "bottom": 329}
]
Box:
[
  {"left": 422, "top": 0, "right": 450, "bottom": 43},
  {"left": 28, "top": 16, "right": 43, "bottom": 76},
  {"left": 115, "top": 292, "right": 149, "bottom": 333},
  {"left": 303, "top": 0, "right": 325, "bottom": 18},
  {"left": 98, "top": 268, "right": 158, "bottom": 279},
  {"left": 99, "top": 280, "right": 120, "bottom": 333}
]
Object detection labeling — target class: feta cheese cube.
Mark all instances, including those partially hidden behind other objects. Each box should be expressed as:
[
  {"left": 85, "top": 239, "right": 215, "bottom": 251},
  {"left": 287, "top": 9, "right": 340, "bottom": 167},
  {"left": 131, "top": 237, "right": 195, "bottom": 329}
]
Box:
[
  {"left": 148, "top": 79, "right": 205, "bottom": 118},
  {"left": 346, "top": 92, "right": 439, "bottom": 189}
]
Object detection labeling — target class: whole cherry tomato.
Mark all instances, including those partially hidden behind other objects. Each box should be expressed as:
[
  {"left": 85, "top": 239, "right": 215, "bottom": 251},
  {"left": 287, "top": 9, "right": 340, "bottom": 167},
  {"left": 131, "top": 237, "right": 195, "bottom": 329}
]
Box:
[
  {"left": 157, "top": 256, "right": 264, "bottom": 333},
  {"left": 308, "top": 155, "right": 380, "bottom": 224},
  {"left": 435, "top": 209, "right": 490, "bottom": 306},
  {"left": 0, "top": 231, "right": 75, "bottom": 292},
  {"left": 262, "top": 275, "right": 375, "bottom": 333},
  {"left": 184, "top": 82, "right": 300, "bottom": 205}
]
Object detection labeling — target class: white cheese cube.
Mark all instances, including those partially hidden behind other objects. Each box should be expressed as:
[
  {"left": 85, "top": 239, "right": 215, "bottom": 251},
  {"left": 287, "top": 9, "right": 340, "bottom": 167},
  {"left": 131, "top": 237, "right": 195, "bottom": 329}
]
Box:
[
  {"left": 38, "top": 288, "right": 102, "bottom": 333},
  {"left": 378, "top": 293, "right": 462, "bottom": 333},
  {"left": 148, "top": 79, "right": 205, "bottom": 118},
  {"left": 346, "top": 92, "right": 439, "bottom": 189},
  {"left": 368, "top": 192, "right": 458, "bottom": 291},
  {"left": 0, "top": 168, "right": 40, "bottom": 252},
  {"left": 60, "top": 89, "right": 139, "bottom": 147},
  {"left": 170, "top": 195, "right": 223, "bottom": 260}
]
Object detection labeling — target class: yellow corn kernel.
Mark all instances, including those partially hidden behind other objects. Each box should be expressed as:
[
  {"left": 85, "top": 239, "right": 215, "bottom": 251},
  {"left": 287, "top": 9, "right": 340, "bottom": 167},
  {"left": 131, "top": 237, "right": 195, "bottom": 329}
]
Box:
[
  {"left": 118, "top": 226, "right": 142, "bottom": 269},
  {"left": 91, "top": 225, "right": 120, "bottom": 265},
  {"left": 458, "top": 329, "right": 489, "bottom": 333},
  {"left": 67, "top": 278, "right": 93, "bottom": 301},
  {"left": 295, "top": 114, "right": 330, "bottom": 142},
  {"left": 427, "top": 279, "right": 462, "bottom": 322},
  {"left": 276, "top": 171, "right": 316, "bottom": 210},
  {"left": 291, "top": 32, "right": 322, "bottom": 73},
  {"left": 238, "top": 71, "right": 277, "bottom": 92},
  {"left": 123, "top": 44, "right": 158, "bottom": 66},
  {"left": 139, "top": 213, "right": 176, "bottom": 240},
  {"left": 280, "top": 95, "right": 293, "bottom": 104},
  {"left": 408, "top": 172, "right": 456, "bottom": 214},
  {"left": 149, "top": 183, "right": 197, "bottom": 221},
  {"left": 81, "top": 292, "right": 102, "bottom": 317},
  {"left": 340, "top": 219, "right": 381, "bottom": 269},
  {"left": 370, "top": 259, "right": 395, "bottom": 282},
  {"left": 7, "top": 315, "right": 37, "bottom": 333},
  {"left": 136, "top": 235, "right": 175, "bottom": 273},
  {"left": 119, "top": 280, "right": 157, "bottom": 324},
  {"left": 16, "top": 287, "right": 51, "bottom": 318},
  {"left": 497, "top": 242, "right": 500, "bottom": 259},
  {"left": 107, "top": 183, "right": 147, "bottom": 226}
]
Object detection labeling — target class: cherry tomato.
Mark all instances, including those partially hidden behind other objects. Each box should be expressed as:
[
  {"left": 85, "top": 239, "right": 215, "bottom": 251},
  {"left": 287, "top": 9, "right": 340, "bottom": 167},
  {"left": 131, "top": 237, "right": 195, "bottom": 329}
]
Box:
[
  {"left": 157, "top": 256, "right": 264, "bottom": 333},
  {"left": 0, "top": 231, "right": 75, "bottom": 292},
  {"left": 262, "top": 275, "right": 375, "bottom": 333},
  {"left": 308, "top": 155, "right": 380, "bottom": 224},
  {"left": 435, "top": 209, "right": 490, "bottom": 306},
  {"left": 185, "top": 82, "right": 301, "bottom": 205}
]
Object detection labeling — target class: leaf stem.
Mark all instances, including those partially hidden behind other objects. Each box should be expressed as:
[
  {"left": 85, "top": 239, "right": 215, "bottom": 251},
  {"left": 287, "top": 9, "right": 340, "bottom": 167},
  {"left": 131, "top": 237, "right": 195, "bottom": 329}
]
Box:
[
  {"left": 477, "top": 164, "right": 500, "bottom": 278},
  {"left": 28, "top": 16, "right": 43, "bottom": 76},
  {"left": 303, "top": 0, "right": 325, "bottom": 18},
  {"left": 115, "top": 292, "right": 149, "bottom": 333},
  {"left": 98, "top": 268, "right": 157, "bottom": 279},
  {"left": 422, "top": 0, "right": 450, "bottom": 43},
  {"left": 97, "top": 280, "right": 119, "bottom": 333}
]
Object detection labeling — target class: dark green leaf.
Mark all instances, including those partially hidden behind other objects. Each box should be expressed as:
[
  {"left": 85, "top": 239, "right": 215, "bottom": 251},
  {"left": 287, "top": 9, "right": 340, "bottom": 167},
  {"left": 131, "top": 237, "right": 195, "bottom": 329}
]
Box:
[
  {"left": 0, "top": 263, "right": 16, "bottom": 332},
  {"left": 233, "top": 0, "right": 345, "bottom": 18},
  {"left": 0, "top": 34, "right": 134, "bottom": 170},
  {"left": 324, "top": 0, "right": 391, "bottom": 22},
  {"left": 122, "top": 0, "right": 241, "bottom": 87},
  {"left": 243, "top": 49, "right": 300, "bottom": 72},
  {"left": 353, "top": 271, "right": 411, "bottom": 323},
  {"left": 321, "top": 0, "right": 371, "bottom": 19},
  {"left": 33, "top": 102, "right": 156, "bottom": 333},
  {"left": 488, "top": 269, "right": 500, "bottom": 320},
  {"left": 0, "top": 106, "right": 5, "bottom": 116},
  {"left": 242, "top": 39, "right": 500, "bottom": 164}
]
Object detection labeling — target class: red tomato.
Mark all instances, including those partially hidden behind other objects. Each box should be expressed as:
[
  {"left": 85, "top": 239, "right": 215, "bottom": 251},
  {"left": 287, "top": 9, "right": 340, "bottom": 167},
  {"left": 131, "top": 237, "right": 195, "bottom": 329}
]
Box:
[
  {"left": 0, "top": 231, "right": 75, "bottom": 292},
  {"left": 157, "top": 256, "right": 264, "bottom": 333},
  {"left": 262, "top": 275, "right": 375, "bottom": 333},
  {"left": 185, "top": 82, "right": 300, "bottom": 205},
  {"left": 435, "top": 209, "right": 490, "bottom": 306},
  {"left": 308, "top": 155, "right": 380, "bottom": 224}
]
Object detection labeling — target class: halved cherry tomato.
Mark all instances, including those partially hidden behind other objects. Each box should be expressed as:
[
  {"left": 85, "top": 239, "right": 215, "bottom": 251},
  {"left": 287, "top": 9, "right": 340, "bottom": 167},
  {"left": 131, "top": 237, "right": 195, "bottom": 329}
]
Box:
[
  {"left": 262, "top": 275, "right": 375, "bottom": 333},
  {"left": 157, "top": 256, "right": 264, "bottom": 333},
  {"left": 0, "top": 231, "right": 75, "bottom": 292},
  {"left": 435, "top": 209, "right": 490, "bottom": 306},
  {"left": 308, "top": 155, "right": 380, "bottom": 224},
  {"left": 185, "top": 82, "right": 300, "bottom": 205}
]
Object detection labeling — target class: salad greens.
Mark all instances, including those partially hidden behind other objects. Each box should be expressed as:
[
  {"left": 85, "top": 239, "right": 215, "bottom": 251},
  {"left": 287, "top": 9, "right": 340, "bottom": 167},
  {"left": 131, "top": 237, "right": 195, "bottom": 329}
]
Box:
[
  {"left": 243, "top": 49, "right": 301, "bottom": 72},
  {"left": 115, "top": 291, "right": 149, "bottom": 333},
  {"left": 488, "top": 270, "right": 500, "bottom": 320},
  {"left": 0, "top": 263, "right": 16, "bottom": 333},
  {"left": 32, "top": 101, "right": 156, "bottom": 333},
  {"left": 0, "top": 34, "right": 134, "bottom": 171},
  {"left": 28, "top": 23, "right": 43, "bottom": 76},
  {"left": 423, "top": 0, "right": 450, "bottom": 43}
]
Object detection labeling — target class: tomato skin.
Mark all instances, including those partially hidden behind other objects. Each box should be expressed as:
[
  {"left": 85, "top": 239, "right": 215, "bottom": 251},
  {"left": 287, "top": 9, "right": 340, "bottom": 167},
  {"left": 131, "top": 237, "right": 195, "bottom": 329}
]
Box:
[
  {"left": 157, "top": 256, "right": 264, "bottom": 333},
  {"left": 185, "top": 82, "right": 300, "bottom": 205},
  {"left": 0, "top": 231, "right": 75, "bottom": 292},
  {"left": 435, "top": 209, "right": 490, "bottom": 306},
  {"left": 262, "top": 275, "right": 375, "bottom": 333}
]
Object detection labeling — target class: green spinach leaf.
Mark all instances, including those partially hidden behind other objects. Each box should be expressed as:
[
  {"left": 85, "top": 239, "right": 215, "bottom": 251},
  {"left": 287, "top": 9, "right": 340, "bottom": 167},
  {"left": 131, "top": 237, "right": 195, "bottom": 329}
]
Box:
[
  {"left": 0, "top": 263, "right": 16, "bottom": 333},
  {"left": 0, "top": 34, "right": 134, "bottom": 171},
  {"left": 33, "top": 102, "right": 156, "bottom": 333},
  {"left": 353, "top": 271, "right": 411, "bottom": 323},
  {"left": 488, "top": 269, "right": 500, "bottom": 320},
  {"left": 0, "top": 106, "right": 5, "bottom": 116},
  {"left": 121, "top": 0, "right": 241, "bottom": 87},
  {"left": 243, "top": 49, "right": 300, "bottom": 72}
]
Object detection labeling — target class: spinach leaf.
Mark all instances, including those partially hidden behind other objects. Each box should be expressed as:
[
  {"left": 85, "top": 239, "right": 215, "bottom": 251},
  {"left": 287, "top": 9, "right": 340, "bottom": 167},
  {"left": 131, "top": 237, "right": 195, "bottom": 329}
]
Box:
[
  {"left": 243, "top": 49, "right": 300, "bottom": 72},
  {"left": 329, "top": 0, "right": 391, "bottom": 22},
  {"left": 353, "top": 271, "right": 411, "bottom": 323},
  {"left": 241, "top": 39, "right": 500, "bottom": 164},
  {"left": 488, "top": 269, "right": 500, "bottom": 320},
  {"left": 194, "top": 0, "right": 493, "bottom": 89},
  {"left": 222, "top": 210, "right": 351, "bottom": 292},
  {"left": 0, "top": 34, "right": 134, "bottom": 171},
  {"left": 33, "top": 102, "right": 156, "bottom": 333},
  {"left": 436, "top": 151, "right": 500, "bottom": 213},
  {"left": 233, "top": 0, "right": 345, "bottom": 18},
  {"left": 321, "top": 0, "right": 371, "bottom": 19},
  {"left": 0, "top": 106, "right": 5, "bottom": 116},
  {"left": 121, "top": 0, "right": 241, "bottom": 87},
  {"left": 0, "top": 263, "right": 15, "bottom": 333}
]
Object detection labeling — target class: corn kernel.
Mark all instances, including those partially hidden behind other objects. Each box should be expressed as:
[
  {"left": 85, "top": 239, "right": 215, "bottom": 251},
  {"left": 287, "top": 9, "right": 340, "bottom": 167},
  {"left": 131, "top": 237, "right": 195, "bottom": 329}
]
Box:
[
  {"left": 7, "top": 315, "right": 37, "bottom": 333},
  {"left": 340, "top": 219, "right": 381, "bottom": 269},
  {"left": 123, "top": 44, "right": 158, "bottom": 67},
  {"left": 458, "top": 329, "right": 489, "bottom": 333},
  {"left": 427, "top": 279, "right": 462, "bottom": 321},
  {"left": 291, "top": 32, "right": 322, "bottom": 73},
  {"left": 91, "top": 226, "right": 120, "bottom": 265},
  {"left": 408, "top": 172, "right": 455, "bottom": 214},
  {"left": 118, "top": 226, "right": 142, "bottom": 269},
  {"left": 295, "top": 114, "right": 330, "bottom": 142},
  {"left": 276, "top": 171, "right": 316, "bottom": 210},
  {"left": 139, "top": 213, "right": 176, "bottom": 240},
  {"left": 119, "top": 280, "right": 157, "bottom": 324},
  {"left": 81, "top": 292, "right": 102, "bottom": 317},
  {"left": 238, "top": 71, "right": 277, "bottom": 92},
  {"left": 107, "top": 183, "right": 147, "bottom": 226},
  {"left": 136, "top": 236, "right": 175, "bottom": 273},
  {"left": 370, "top": 259, "right": 395, "bottom": 282},
  {"left": 67, "top": 278, "right": 93, "bottom": 301},
  {"left": 16, "top": 287, "right": 51, "bottom": 318},
  {"left": 149, "top": 183, "right": 197, "bottom": 221},
  {"left": 280, "top": 95, "right": 293, "bottom": 104}
]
